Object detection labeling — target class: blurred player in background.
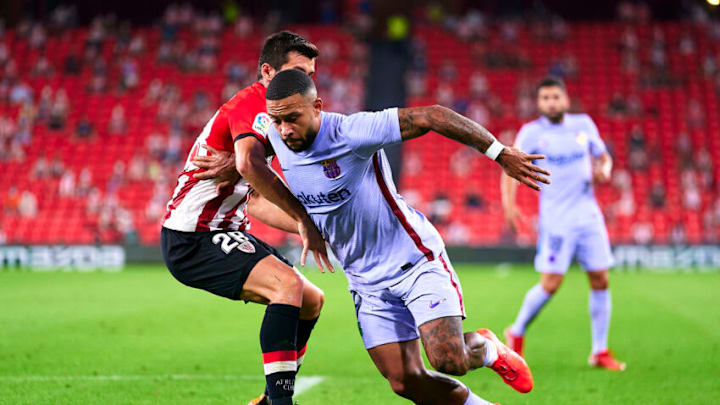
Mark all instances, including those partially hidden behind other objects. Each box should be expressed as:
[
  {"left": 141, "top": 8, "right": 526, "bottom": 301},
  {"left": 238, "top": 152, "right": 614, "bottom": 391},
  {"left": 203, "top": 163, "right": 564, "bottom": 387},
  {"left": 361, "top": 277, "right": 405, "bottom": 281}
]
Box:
[
  {"left": 501, "top": 77, "right": 625, "bottom": 371},
  {"left": 214, "top": 69, "right": 550, "bottom": 405},
  {"left": 162, "top": 32, "right": 333, "bottom": 405}
]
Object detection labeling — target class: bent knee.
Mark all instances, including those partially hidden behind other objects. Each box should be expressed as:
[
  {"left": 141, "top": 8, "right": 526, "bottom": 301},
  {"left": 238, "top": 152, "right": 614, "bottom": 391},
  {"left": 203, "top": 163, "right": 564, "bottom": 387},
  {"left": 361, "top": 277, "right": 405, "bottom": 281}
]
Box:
[
  {"left": 387, "top": 369, "right": 426, "bottom": 398},
  {"left": 541, "top": 275, "right": 564, "bottom": 295},
  {"left": 265, "top": 264, "right": 304, "bottom": 305},
  {"left": 588, "top": 271, "right": 609, "bottom": 290},
  {"left": 279, "top": 270, "right": 304, "bottom": 296},
  {"left": 302, "top": 285, "right": 325, "bottom": 318},
  {"left": 543, "top": 284, "right": 561, "bottom": 295},
  {"left": 429, "top": 354, "right": 469, "bottom": 376}
]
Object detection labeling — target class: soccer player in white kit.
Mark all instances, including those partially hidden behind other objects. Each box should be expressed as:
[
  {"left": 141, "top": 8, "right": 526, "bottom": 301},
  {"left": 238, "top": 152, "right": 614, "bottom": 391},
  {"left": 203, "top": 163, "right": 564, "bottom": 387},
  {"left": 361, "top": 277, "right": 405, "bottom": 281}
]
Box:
[
  {"left": 501, "top": 77, "right": 626, "bottom": 371},
  {"left": 257, "top": 69, "right": 552, "bottom": 404}
]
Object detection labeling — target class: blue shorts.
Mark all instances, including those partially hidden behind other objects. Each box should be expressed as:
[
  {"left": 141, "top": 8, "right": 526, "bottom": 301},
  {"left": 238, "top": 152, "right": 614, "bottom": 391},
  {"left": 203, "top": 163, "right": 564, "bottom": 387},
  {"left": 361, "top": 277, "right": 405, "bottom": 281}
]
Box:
[
  {"left": 535, "top": 219, "right": 615, "bottom": 274},
  {"left": 350, "top": 252, "right": 466, "bottom": 350}
]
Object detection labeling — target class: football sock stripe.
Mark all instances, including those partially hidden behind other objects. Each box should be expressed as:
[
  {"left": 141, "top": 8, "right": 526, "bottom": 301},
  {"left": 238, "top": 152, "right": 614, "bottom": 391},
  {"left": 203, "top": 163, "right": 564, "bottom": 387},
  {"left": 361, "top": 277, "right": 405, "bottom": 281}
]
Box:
[{"left": 259, "top": 304, "right": 299, "bottom": 404}]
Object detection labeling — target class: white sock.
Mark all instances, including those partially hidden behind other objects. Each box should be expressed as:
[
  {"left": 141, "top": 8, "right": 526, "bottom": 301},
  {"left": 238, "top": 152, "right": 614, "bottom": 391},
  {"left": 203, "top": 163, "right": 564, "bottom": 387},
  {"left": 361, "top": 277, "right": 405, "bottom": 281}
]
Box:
[
  {"left": 589, "top": 289, "right": 611, "bottom": 355},
  {"left": 482, "top": 337, "right": 498, "bottom": 367},
  {"left": 464, "top": 387, "right": 494, "bottom": 405},
  {"left": 510, "top": 284, "right": 552, "bottom": 336}
]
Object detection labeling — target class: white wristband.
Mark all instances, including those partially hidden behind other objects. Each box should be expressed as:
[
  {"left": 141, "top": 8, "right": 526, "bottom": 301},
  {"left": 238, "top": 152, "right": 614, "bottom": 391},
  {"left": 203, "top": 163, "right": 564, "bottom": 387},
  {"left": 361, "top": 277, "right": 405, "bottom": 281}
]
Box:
[{"left": 484, "top": 140, "right": 505, "bottom": 161}]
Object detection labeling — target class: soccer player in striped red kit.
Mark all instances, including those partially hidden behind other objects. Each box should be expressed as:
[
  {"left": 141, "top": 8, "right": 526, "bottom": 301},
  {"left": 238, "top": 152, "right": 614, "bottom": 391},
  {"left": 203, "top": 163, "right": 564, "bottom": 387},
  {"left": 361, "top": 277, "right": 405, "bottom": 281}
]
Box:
[
  {"left": 236, "top": 69, "right": 550, "bottom": 404},
  {"left": 161, "top": 32, "right": 332, "bottom": 405}
]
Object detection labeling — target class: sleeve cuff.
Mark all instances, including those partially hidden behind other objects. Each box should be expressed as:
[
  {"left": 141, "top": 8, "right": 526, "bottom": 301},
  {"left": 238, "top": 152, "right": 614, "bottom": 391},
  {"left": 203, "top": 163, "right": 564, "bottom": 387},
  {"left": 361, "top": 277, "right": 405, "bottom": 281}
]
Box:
[{"left": 234, "top": 132, "right": 266, "bottom": 145}]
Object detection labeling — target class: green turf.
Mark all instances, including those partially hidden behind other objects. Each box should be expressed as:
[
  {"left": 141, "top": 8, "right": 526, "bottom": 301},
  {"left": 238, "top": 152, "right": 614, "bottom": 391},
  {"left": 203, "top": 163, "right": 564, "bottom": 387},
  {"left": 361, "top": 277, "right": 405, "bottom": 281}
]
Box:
[{"left": 1, "top": 264, "right": 718, "bottom": 404}]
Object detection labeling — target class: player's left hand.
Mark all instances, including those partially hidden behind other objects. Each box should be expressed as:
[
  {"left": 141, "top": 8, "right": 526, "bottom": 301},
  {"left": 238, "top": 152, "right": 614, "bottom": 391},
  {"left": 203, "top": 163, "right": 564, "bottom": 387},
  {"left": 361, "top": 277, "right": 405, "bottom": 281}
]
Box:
[
  {"left": 497, "top": 147, "right": 551, "bottom": 191},
  {"left": 298, "top": 217, "right": 335, "bottom": 273},
  {"left": 192, "top": 145, "right": 240, "bottom": 194}
]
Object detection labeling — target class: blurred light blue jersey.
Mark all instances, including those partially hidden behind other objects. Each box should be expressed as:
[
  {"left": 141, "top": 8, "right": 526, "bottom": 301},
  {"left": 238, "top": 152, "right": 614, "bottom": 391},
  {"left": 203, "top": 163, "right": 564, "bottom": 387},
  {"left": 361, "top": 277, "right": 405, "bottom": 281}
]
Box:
[
  {"left": 268, "top": 108, "right": 445, "bottom": 292},
  {"left": 516, "top": 114, "right": 607, "bottom": 229}
]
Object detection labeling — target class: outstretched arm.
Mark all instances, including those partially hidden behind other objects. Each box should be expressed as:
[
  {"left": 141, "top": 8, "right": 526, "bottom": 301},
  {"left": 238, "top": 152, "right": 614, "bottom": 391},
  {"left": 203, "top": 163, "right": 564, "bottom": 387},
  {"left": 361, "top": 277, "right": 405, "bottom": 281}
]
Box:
[{"left": 397, "top": 105, "right": 551, "bottom": 191}]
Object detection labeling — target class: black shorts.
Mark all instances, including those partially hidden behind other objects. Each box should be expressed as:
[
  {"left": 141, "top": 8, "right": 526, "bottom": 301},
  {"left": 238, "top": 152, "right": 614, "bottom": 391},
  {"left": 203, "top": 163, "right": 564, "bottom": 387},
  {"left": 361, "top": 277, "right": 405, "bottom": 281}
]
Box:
[{"left": 161, "top": 227, "right": 293, "bottom": 300}]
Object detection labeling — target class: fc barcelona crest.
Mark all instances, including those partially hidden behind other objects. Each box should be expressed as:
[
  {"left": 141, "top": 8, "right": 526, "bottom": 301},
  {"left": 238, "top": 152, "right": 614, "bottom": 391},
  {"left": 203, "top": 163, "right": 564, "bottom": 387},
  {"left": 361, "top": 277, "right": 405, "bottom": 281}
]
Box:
[{"left": 321, "top": 159, "right": 342, "bottom": 179}]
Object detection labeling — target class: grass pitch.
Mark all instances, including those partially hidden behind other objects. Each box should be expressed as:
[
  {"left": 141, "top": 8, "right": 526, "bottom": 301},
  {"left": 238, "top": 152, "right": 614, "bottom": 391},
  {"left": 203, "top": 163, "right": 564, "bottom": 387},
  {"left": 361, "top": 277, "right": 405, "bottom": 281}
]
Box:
[{"left": 1, "top": 264, "right": 718, "bottom": 404}]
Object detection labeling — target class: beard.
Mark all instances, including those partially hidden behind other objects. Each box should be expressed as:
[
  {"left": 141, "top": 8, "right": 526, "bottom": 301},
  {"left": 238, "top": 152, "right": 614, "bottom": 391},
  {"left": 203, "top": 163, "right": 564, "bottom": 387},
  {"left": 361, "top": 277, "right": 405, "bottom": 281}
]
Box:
[
  {"left": 285, "top": 128, "right": 318, "bottom": 152},
  {"left": 544, "top": 110, "right": 565, "bottom": 123}
]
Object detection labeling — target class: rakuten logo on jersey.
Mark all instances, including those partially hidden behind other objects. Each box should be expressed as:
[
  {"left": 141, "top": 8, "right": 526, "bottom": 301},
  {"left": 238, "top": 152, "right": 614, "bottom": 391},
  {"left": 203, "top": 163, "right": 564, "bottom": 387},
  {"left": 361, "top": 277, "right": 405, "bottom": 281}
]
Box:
[
  {"left": 296, "top": 189, "right": 352, "bottom": 207},
  {"left": 546, "top": 152, "right": 585, "bottom": 165}
]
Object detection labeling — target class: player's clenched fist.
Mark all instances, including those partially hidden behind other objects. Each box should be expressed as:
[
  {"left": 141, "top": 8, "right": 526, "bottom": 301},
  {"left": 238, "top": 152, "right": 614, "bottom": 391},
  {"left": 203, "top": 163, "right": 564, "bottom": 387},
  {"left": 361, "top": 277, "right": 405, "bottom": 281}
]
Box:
[{"left": 497, "top": 147, "right": 551, "bottom": 191}]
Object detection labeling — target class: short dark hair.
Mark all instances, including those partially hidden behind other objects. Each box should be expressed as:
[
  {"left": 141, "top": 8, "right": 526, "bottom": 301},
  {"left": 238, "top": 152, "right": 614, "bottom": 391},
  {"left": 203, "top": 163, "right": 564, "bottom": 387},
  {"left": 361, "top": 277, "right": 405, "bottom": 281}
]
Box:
[
  {"left": 536, "top": 76, "right": 566, "bottom": 93},
  {"left": 257, "top": 31, "right": 319, "bottom": 79},
  {"left": 266, "top": 69, "right": 316, "bottom": 101}
]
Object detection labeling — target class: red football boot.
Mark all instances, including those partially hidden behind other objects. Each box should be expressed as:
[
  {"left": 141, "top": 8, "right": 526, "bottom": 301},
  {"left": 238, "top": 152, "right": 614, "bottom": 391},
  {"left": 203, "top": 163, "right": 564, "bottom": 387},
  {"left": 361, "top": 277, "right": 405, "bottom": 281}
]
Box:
[
  {"left": 589, "top": 350, "right": 626, "bottom": 371},
  {"left": 477, "top": 328, "right": 534, "bottom": 393},
  {"left": 504, "top": 327, "right": 524, "bottom": 358}
]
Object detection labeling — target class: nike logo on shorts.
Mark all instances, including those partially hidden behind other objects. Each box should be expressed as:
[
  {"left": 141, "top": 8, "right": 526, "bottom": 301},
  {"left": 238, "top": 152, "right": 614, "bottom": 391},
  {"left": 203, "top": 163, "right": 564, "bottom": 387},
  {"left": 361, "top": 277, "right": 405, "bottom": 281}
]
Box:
[{"left": 429, "top": 298, "right": 446, "bottom": 309}]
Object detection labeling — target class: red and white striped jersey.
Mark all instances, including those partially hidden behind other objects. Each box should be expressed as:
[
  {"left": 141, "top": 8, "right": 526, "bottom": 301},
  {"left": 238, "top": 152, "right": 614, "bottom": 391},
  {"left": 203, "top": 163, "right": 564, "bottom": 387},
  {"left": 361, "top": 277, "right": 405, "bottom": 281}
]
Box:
[{"left": 162, "top": 82, "right": 273, "bottom": 233}]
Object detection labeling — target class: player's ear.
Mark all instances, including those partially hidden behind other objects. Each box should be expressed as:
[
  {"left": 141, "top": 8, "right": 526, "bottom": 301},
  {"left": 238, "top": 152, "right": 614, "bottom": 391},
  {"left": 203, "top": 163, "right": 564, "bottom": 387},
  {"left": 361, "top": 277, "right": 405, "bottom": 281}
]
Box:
[
  {"left": 261, "top": 63, "right": 276, "bottom": 82},
  {"left": 313, "top": 98, "right": 323, "bottom": 115}
]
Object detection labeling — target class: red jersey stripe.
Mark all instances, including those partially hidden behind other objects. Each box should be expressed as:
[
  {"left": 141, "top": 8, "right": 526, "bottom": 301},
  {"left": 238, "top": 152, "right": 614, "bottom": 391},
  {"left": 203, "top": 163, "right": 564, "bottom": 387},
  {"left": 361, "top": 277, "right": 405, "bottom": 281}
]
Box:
[
  {"left": 217, "top": 194, "right": 248, "bottom": 229},
  {"left": 372, "top": 153, "right": 435, "bottom": 262},
  {"left": 162, "top": 175, "right": 199, "bottom": 222},
  {"left": 195, "top": 186, "right": 235, "bottom": 232}
]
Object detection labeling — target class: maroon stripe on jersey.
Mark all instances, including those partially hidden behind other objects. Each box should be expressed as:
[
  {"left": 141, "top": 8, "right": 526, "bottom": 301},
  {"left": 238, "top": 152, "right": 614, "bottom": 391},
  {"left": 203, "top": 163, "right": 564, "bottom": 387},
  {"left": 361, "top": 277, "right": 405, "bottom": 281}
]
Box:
[
  {"left": 162, "top": 175, "right": 200, "bottom": 223},
  {"left": 439, "top": 253, "right": 465, "bottom": 317},
  {"left": 195, "top": 186, "right": 235, "bottom": 232},
  {"left": 372, "top": 153, "right": 434, "bottom": 262},
  {"left": 217, "top": 194, "right": 248, "bottom": 230}
]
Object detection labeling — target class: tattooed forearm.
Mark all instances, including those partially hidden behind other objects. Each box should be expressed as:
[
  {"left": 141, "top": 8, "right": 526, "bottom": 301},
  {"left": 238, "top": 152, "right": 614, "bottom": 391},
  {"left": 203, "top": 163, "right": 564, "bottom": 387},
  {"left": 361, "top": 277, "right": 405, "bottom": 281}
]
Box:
[
  {"left": 398, "top": 105, "right": 498, "bottom": 153},
  {"left": 398, "top": 107, "right": 431, "bottom": 139}
]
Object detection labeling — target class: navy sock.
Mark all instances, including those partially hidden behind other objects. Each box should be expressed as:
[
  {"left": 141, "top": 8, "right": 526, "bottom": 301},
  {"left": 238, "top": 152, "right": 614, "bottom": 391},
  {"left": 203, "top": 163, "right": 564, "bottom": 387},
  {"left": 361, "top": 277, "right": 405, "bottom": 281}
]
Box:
[
  {"left": 262, "top": 317, "right": 318, "bottom": 398},
  {"left": 295, "top": 317, "right": 318, "bottom": 373},
  {"left": 260, "top": 304, "right": 299, "bottom": 405}
]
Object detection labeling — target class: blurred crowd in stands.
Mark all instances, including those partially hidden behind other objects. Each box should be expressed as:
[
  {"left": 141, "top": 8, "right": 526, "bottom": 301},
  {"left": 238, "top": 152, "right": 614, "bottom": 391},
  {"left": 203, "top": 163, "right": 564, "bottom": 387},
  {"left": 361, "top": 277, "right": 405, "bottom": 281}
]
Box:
[{"left": 1, "top": 1, "right": 719, "bottom": 246}]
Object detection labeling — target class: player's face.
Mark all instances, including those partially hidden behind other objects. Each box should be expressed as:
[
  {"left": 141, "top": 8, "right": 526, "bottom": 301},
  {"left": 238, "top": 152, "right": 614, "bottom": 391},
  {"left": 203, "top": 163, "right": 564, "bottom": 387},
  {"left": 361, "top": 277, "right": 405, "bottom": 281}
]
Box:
[
  {"left": 537, "top": 86, "right": 569, "bottom": 122},
  {"left": 267, "top": 93, "right": 323, "bottom": 152}
]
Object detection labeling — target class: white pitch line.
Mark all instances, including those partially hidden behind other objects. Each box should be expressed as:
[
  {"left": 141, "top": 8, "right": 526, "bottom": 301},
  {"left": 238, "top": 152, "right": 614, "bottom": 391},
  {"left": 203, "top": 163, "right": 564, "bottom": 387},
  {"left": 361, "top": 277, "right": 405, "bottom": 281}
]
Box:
[
  {"left": 0, "top": 374, "right": 326, "bottom": 395},
  {"left": 294, "top": 376, "right": 324, "bottom": 396},
  {"left": 0, "top": 374, "right": 265, "bottom": 382}
]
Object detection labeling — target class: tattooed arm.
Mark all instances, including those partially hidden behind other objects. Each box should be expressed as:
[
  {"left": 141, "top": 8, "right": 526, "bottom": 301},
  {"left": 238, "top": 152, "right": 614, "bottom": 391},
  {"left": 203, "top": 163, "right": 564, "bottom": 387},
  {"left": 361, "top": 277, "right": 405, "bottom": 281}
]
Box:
[{"left": 397, "top": 105, "right": 551, "bottom": 191}]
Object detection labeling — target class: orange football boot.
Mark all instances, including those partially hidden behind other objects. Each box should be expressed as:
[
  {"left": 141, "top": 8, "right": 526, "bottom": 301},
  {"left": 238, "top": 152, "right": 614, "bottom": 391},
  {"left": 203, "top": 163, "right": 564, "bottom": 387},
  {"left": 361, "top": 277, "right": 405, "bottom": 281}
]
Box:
[
  {"left": 477, "top": 328, "right": 533, "bottom": 393},
  {"left": 589, "top": 350, "right": 626, "bottom": 371},
  {"left": 247, "top": 393, "right": 268, "bottom": 405},
  {"left": 504, "top": 327, "right": 524, "bottom": 358}
]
